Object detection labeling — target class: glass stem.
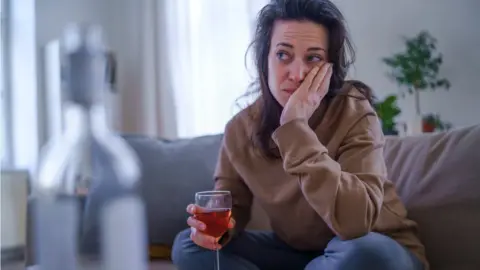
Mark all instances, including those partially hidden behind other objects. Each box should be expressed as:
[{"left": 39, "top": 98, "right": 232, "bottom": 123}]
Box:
[{"left": 215, "top": 249, "right": 220, "bottom": 270}]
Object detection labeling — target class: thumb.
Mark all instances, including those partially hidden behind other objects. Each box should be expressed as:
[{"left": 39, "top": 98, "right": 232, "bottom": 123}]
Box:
[{"left": 228, "top": 218, "right": 236, "bottom": 229}]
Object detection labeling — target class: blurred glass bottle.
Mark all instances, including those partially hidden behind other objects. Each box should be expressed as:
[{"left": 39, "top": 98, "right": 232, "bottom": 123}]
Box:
[{"left": 32, "top": 23, "right": 148, "bottom": 270}]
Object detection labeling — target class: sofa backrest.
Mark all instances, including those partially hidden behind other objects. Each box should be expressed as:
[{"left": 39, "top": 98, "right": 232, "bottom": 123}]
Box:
[{"left": 383, "top": 125, "right": 480, "bottom": 269}]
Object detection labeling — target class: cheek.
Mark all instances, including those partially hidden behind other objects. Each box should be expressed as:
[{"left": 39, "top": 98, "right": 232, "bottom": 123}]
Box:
[
  {"left": 267, "top": 62, "right": 286, "bottom": 93},
  {"left": 267, "top": 56, "right": 288, "bottom": 106}
]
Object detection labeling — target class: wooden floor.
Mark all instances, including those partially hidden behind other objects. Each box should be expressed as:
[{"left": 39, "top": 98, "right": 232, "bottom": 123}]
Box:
[
  {"left": 2, "top": 261, "right": 177, "bottom": 270},
  {"left": 2, "top": 261, "right": 24, "bottom": 270}
]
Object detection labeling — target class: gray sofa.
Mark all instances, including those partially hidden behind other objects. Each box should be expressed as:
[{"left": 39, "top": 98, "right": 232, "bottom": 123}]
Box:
[{"left": 26, "top": 124, "right": 480, "bottom": 270}]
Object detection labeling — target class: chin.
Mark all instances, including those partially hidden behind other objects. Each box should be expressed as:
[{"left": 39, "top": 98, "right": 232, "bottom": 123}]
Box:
[
  {"left": 270, "top": 90, "right": 287, "bottom": 107},
  {"left": 276, "top": 96, "right": 288, "bottom": 107},
  {"left": 274, "top": 98, "right": 286, "bottom": 107}
]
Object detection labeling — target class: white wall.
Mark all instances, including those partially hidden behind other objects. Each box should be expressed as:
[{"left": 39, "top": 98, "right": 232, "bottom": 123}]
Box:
[{"left": 332, "top": 0, "right": 480, "bottom": 128}]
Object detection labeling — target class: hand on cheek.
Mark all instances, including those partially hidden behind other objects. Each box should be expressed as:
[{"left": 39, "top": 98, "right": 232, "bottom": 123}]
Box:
[{"left": 280, "top": 62, "right": 333, "bottom": 126}]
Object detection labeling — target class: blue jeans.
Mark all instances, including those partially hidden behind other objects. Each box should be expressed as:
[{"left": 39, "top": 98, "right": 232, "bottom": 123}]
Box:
[{"left": 172, "top": 229, "right": 424, "bottom": 270}]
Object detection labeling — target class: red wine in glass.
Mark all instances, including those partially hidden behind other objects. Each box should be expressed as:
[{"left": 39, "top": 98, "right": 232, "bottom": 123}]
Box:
[{"left": 195, "top": 208, "right": 232, "bottom": 238}]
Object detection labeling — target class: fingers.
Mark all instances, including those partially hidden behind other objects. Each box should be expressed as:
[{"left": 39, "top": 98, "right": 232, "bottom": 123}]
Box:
[
  {"left": 186, "top": 204, "right": 209, "bottom": 215},
  {"left": 190, "top": 227, "right": 221, "bottom": 250},
  {"left": 310, "top": 62, "right": 332, "bottom": 93},
  {"left": 318, "top": 64, "right": 333, "bottom": 95},
  {"left": 300, "top": 65, "right": 321, "bottom": 92},
  {"left": 187, "top": 216, "right": 206, "bottom": 231},
  {"left": 186, "top": 204, "right": 223, "bottom": 250},
  {"left": 186, "top": 204, "right": 196, "bottom": 215}
]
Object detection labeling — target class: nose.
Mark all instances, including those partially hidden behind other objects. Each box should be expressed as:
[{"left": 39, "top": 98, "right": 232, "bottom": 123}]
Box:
[{"left": 287, "top": 60, "right": 309, "bottom": 84}]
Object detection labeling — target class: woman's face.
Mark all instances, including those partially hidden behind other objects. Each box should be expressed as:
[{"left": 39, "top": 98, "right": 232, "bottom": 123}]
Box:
[{"left": 267, "top": 20, "right": 329, "bottom": 107}]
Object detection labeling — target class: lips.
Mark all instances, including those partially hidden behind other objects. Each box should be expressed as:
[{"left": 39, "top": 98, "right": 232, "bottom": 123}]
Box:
[{"left": 283, "top": 88, "right": 296, "bottom": 94}]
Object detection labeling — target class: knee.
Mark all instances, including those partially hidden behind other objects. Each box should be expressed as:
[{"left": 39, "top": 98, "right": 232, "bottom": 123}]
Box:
[
  {"left": 172, "top": 228, "right": 213, "bottom": 269},
  {"left": 346, "top": 233, "right": 389, "bottom": 254},
  {"left": 333, "top": 233, "right": 405, "bottom": 269}
]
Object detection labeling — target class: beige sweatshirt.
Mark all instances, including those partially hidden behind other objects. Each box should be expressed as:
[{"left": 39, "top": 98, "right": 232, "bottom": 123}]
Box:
[{"left": 214, "top": 85, "right": 428, "bottom": 269}]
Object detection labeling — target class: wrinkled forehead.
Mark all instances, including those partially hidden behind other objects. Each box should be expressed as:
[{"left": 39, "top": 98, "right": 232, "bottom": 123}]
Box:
[{"left": 270, "top": 20, "right": 329, "bottom": 51}]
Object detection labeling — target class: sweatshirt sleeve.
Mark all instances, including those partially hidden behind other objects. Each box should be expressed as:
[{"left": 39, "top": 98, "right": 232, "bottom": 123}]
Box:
[
  {"left": 271, "top": 113, "right": 386, "bottom": 240},
  {"left": 214, "top": 133, "right": 253, "bottom": 245}
]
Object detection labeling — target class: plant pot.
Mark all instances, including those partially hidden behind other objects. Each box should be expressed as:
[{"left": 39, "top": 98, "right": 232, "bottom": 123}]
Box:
[
  {"left": 408, "top": 114, "right": 423, "bottom": 135},
  {"left": 422, "top": 122, "right": 436, "bottom": 133}
]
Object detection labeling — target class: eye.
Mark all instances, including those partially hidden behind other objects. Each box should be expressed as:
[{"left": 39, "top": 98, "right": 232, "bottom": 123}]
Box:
[
  {"left": 307, "top": 54, "right": 323, "bottom": 62},
  {"left": 276, "top": 51, "right": 291, "bottom": 61}
]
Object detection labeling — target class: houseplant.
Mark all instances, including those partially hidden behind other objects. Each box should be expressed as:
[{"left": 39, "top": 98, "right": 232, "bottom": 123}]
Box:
[
  {"left": 422, "top": 113, "right": 452, "bottom": 133},
  {"left": 382, "top": 31, "right": 451, "bottom": 118},
  {"left": 373, "top": 94, "right": 401, "bottom": 135}
]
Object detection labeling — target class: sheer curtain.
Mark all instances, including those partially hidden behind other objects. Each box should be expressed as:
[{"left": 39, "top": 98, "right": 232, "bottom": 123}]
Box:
[{"left": 162, "top": 0, "right": 267, "bottom": 138}]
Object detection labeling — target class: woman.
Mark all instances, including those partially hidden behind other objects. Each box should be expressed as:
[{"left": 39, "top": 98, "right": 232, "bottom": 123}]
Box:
[{"left": 172, "top": 0, "right": 427, "bottom": 269}]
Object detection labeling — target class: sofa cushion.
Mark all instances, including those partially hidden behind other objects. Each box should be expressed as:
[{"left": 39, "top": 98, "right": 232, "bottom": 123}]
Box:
[{"left": 383, "top": 125, "right": 480, "bottom": 269}]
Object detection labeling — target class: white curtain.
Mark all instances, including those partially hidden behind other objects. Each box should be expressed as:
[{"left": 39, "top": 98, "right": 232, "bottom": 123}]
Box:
[{"left": 161, "top": 0, "right": 267, "bottom": 138}]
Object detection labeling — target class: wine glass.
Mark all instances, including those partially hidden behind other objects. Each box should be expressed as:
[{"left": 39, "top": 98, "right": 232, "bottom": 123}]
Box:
[{"left": 195, "top": 191, "right": 232, "bottom": 270}]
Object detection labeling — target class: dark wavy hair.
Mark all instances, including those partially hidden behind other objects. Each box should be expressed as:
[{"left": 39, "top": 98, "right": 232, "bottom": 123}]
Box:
[{"left": 244, "top": 0, "right": 374, "bottom": 159}]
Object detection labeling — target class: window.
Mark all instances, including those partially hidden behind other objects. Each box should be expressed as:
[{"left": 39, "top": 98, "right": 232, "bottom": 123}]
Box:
[
  {"left": 2, "top": 0, "right": 39, "bottom": 171},
  {"left": 164, "top": 0, "right": 267, "bottom": 138},
  {"left": 1, "top": 0, "right": 12, "bottom": 168}
]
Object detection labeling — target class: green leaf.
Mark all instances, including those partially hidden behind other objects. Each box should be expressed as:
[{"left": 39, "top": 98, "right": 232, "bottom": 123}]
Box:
[
  {"left": 381, "top": 30, "right": 451, "bottom": 96},
  {"left": 374, "top": 94, "right": 402, "bottom": 133}
]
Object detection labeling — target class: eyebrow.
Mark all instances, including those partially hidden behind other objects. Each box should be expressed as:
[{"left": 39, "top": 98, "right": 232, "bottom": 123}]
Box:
[{"left": 276, "top": 42, "right": 326, "bottom": 52}]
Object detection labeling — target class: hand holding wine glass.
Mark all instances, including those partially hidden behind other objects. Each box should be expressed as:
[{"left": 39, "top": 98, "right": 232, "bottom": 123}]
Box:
[
  {"left": 186, "top": 203, "right": 235, "bottom": 250},
  {"left": 186, "top": 191, "right": 234, "bottom": 270}
]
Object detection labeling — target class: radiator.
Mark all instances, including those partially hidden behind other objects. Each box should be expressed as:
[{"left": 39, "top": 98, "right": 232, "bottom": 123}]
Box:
[{"left": 1, "top": 169, "right": 29, "bottom": 263}]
